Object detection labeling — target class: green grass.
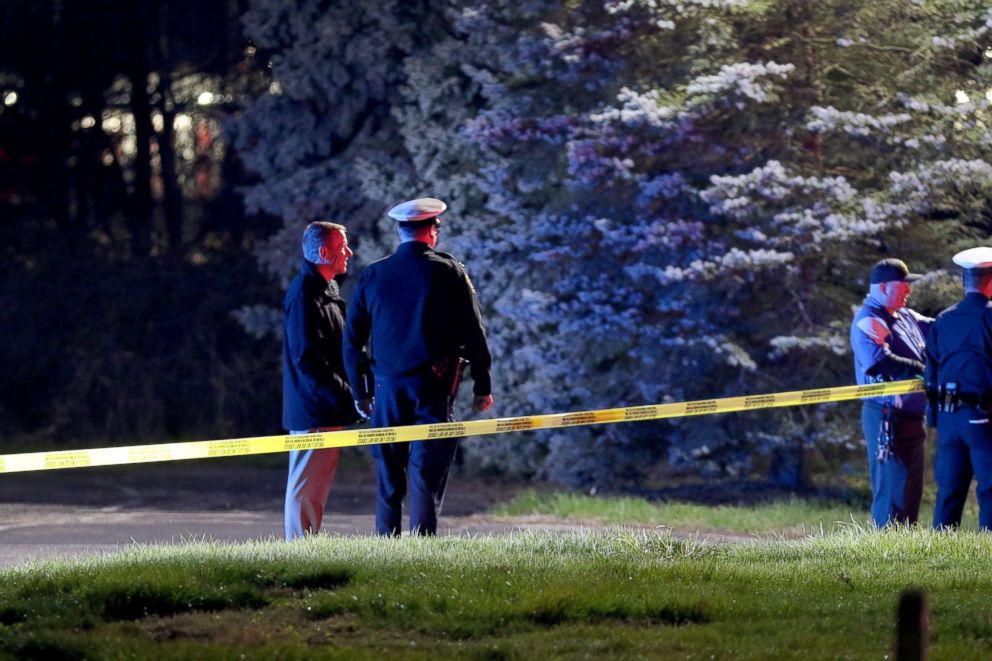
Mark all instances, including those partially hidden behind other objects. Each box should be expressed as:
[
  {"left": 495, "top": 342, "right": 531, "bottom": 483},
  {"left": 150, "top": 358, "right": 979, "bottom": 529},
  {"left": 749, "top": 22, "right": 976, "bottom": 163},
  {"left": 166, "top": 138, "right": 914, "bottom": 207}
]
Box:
[
  {"left": 1, "top": 529, "right": 991, "bottom": 659},
  {"left": 491, "top": 491, "right": 980, "bottom": 534}
]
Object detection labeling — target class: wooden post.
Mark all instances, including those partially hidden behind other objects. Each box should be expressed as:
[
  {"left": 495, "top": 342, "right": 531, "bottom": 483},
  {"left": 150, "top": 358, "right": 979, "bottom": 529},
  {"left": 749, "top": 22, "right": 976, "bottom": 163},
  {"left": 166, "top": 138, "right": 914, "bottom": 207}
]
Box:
[{"left": 896, "top": 589, "right": 928, "bottom": 661}]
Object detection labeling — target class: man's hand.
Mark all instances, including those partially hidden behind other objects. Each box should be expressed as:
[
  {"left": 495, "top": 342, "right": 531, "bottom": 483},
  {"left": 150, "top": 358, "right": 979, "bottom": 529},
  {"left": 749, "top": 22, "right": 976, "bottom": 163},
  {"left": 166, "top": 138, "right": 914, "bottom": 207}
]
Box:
[
  {"left": 355, "top": 398, "right": 374, "bottom": 419},
  {"left": 472, "top": 394, "right": 494, "bottom": 413}
]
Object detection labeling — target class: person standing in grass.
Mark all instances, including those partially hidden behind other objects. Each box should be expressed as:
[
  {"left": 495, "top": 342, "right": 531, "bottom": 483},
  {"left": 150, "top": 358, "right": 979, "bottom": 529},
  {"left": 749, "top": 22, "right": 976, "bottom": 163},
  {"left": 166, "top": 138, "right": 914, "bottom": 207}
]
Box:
[
  {"left": 343, "top": 197, "right": 494, "bottom": 537},
  {"left": 926, "top": 247, "right": 992, "bottom": 531},
  {"left": 850, "top": 259, "right": 932, "bottom": 528},
  {"left": 282, "top": 221, "right": 367, "bottom": 540}
]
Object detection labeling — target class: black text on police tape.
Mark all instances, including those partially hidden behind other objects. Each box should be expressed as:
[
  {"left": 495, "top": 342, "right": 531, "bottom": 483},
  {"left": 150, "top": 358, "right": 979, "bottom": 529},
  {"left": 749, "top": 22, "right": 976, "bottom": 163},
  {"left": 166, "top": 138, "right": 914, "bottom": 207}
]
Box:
[
  {"left": 127, "top": 448, "right": 173, "bottom": 463},
  {"left": 282, "top": 434, "right": 327, "bottom": 451},
  {"left": 44, "top": 451, "right": 91, "bottom": 469},
  {"left": 208, "top": 441, "right": 251, "bottom": 457},
  {"left": 495, "top": 418, "right": 535, "bottom": 432},
  {"left": 357, "top": 429, "right": 398, "bottom": 445},
  {"left": 427, "top": 423, "right": 467, "bottom": 439}
]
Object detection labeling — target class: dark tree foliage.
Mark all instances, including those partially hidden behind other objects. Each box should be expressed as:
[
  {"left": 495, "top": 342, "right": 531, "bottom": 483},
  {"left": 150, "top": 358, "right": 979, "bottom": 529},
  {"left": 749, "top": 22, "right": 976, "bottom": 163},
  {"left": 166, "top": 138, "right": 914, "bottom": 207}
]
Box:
[
  {"left": 0, "top": 1, "right": 284, "bottom": 448},
  {"left": 234, "top": 0, "right": 992, "bottom": 490}
]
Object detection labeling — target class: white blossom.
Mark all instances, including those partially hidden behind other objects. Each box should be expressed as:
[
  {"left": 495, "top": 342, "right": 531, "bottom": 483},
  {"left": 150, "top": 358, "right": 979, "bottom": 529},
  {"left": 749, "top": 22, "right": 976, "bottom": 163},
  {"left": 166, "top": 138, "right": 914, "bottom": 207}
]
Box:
[
  {"left": 590, "top": 87, "right": 676, "bottom": 127},
  {"left": 686, "top": 61, "right": 795, "bottom": 103},
  {"left": 806, "top": 106, "right": 912, "bottom": 135}
]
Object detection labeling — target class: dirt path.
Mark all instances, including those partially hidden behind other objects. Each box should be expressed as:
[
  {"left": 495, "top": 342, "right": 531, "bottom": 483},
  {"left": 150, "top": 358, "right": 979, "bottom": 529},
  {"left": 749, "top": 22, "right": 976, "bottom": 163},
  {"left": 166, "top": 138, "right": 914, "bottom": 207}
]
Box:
[
  {"left": 0, "top": 461, "right": 558, "bottom": 568},
  {"left": 0, "top": 462, "right": 752, "bottom": 569},
  {"left": 0, "top": 505, "right": 751, "bottom": 569},
  {"left": 0, "top": 506, "right": 594, "bottom": 568}
]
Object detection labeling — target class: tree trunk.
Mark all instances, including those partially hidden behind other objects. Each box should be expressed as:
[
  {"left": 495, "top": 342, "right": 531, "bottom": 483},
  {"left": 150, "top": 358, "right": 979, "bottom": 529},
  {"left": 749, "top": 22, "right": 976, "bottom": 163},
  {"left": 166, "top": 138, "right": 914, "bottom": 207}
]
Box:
[
  {"left": 125, "top": 0, "right": 154, "bottom": 258},
  {"left": 153, "top": 2, "right": 185, "bottom": 256},
  {"left": 42, "top": 0, "right": 73, "bottom": 230},
  {"left": 156, "top": 89, "right": 185, "bottom": 255}
]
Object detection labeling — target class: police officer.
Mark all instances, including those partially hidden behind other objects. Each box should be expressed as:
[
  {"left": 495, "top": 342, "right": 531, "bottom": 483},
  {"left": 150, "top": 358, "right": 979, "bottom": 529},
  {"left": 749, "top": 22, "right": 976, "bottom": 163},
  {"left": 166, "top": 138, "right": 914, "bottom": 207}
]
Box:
[
  {"left": 343, "top": 198, "right": 494, "bottom": 536},
  {"left": 926, "top": 247, "right": 992, "bottom": 531},
  {"left": 850, "top": 258, "right": 932, "bottom": 527},
  {"left": 282, "top": 221, "right": 367, "bottom": 540}
]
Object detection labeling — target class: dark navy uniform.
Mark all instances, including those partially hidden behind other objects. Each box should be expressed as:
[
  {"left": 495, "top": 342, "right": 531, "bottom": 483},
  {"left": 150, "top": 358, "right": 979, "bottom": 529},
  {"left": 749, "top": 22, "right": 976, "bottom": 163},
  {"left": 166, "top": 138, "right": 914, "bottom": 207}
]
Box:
[
  {"left": 343, "top": 241, "right": 492, "bottom": 536},
  {"left": 925, "top": 291, "right": 992, "bottom": 530},
  {"left": 850, "top": 298, "right": 930, "bottom": 526}
]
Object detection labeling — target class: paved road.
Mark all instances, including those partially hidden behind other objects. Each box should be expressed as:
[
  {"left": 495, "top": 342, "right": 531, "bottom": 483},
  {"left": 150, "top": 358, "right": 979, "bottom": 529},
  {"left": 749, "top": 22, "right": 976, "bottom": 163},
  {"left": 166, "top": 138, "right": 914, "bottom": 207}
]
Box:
[{"left": 0, "top": 461, "right": 581, "bottom": 569}]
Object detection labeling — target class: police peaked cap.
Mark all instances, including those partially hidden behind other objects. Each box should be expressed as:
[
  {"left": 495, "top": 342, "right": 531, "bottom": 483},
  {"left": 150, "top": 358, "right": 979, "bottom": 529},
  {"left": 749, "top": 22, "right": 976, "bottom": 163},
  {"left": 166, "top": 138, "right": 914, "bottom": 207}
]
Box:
[
  {"left": 387, "top": 198, "right": 446, "bottom": 227},
  {"left": 953, "top": 246, "right": 992, "bottom": 276}
]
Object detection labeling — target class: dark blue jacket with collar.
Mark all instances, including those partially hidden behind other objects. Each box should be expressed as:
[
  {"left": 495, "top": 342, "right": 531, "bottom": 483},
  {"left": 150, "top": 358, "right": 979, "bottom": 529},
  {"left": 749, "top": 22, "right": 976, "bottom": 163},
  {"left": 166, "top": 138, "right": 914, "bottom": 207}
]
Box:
[
  {"left": 925, "top": 292, "right": 992, "bottom": 401},
  {"left": 343, "top": 241, "right": 492, "bottom": 397}
]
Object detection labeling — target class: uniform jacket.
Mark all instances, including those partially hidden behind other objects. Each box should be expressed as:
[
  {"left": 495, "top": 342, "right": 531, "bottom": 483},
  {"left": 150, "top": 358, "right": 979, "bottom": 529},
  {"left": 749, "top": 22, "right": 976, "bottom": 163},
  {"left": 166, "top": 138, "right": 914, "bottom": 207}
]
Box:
[
  {"left": 850, "top": 297, "right": 931, "bottom": 416},
  {"left": 343, "top": 241, "right": 492, "bottom": 396},
  {"left": 282, "top": 259, "right": 363, "bottom": 430},
  {"left": 924, "top": 292, "right": 992, "bottom": 401}
]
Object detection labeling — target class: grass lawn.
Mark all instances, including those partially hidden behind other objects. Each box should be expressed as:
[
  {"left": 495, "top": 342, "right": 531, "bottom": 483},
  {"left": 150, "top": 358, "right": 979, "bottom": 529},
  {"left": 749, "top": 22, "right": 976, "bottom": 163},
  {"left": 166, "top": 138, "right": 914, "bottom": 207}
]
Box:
[
  {"left": 1, "top": 528, "right": 991, "bottom": 659},
  {"left": 491, "top": 491, "right": 980, "bottom": 535}
]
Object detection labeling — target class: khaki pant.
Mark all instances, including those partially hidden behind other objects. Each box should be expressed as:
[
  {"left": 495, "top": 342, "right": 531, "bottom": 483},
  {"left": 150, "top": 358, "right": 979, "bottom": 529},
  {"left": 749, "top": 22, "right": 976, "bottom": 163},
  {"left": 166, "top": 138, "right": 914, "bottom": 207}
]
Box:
[{"left": 284, "top": 427, "right": 342, "bottom": 540}]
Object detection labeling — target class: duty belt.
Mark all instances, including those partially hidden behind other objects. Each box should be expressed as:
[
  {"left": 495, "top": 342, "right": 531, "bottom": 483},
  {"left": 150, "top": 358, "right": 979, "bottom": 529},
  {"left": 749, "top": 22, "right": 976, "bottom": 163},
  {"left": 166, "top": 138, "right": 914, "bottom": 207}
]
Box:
[{"left": 932, "top": 383, "right": 990, "bottom": 412}]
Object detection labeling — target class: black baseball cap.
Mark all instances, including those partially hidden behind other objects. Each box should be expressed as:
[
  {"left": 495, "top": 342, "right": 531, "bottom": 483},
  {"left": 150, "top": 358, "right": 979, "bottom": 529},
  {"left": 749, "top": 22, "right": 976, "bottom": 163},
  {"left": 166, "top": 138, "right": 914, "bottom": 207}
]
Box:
[{"left": 869, "top": 258, "right": 922, "bottom": 284}]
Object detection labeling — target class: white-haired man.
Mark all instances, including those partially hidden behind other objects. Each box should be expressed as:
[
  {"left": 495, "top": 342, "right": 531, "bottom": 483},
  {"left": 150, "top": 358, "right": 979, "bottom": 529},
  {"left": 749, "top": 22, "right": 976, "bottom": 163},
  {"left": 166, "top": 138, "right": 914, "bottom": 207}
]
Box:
[{"left": 282, "top": 221, "right": 367, "bottom": 539}]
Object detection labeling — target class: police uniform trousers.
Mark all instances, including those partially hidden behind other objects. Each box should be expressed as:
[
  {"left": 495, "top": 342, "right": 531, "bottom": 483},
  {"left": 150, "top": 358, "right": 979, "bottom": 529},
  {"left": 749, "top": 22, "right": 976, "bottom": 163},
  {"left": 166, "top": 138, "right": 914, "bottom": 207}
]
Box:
[
  {"left": 933, "top": 409, "right": 992, "bottom": 530},
  {"left": 862, "top": 403, "right": 925, "bottom": 527},
  {"left": 370, "top": 373, "right": 458, "bottom": 537},
  {"left": 284, "top": 428, "right": 342, "bottom": 540}
]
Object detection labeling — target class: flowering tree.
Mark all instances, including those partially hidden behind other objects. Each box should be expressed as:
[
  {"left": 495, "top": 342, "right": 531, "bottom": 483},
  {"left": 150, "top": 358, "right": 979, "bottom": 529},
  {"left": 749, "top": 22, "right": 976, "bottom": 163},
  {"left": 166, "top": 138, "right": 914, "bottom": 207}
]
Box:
[
  {"left": 445, "top": 0, "right": 992, "bottom": 486},
  {"left": 229, "top": 0, "right": 457, "bottom": 285},
  {"left": 236, "top": 0, "right": 992, "bottom": 487}
]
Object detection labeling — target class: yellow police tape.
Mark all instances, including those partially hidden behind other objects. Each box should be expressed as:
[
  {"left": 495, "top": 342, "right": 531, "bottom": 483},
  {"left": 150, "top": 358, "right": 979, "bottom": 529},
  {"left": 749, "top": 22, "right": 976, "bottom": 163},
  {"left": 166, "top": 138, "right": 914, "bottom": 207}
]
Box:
[{"left": 0, "top": 380, "right": 924, "bottom": 474}]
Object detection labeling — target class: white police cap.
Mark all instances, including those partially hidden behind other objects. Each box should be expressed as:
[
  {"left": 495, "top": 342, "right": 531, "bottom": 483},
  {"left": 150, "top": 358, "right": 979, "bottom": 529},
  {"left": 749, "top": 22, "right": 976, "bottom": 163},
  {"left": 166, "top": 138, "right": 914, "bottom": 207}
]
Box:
[
  {"left": 952, "top": 247, "right": 992, "bottom": 272},
  {"left": 386, "top": 197, "right": 447, "bottom": 223}
]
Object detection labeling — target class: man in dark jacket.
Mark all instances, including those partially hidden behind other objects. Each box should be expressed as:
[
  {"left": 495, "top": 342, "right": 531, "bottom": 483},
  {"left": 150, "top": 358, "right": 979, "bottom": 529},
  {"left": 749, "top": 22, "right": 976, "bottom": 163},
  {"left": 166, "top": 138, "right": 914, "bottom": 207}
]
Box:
[
  {"left": 282, "top": 221, "right": 365, "bottom": 540},
  {"left": 343, "top": 197, "right": 493, "bottom": 536}
]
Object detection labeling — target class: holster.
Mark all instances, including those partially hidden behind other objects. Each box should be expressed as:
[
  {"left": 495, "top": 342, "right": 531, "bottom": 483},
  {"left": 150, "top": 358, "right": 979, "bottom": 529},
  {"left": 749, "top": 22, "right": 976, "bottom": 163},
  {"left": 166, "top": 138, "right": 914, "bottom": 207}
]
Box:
[
  {"left": 450, "top": 358, "right": 468, "bottom": 399},
  {"left": 430, "top": 357, "right": 469, "bottom": 400},
  {"left": 359, "top": 371, "right": 375, "bottom": 400}
]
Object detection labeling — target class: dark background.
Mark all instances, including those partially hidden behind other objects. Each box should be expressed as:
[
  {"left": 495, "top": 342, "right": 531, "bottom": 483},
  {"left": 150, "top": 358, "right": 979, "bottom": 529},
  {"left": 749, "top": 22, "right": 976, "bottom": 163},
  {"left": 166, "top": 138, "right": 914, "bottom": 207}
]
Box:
[{"left": 0, "top": 1, "right": 285, "bottom": 450}]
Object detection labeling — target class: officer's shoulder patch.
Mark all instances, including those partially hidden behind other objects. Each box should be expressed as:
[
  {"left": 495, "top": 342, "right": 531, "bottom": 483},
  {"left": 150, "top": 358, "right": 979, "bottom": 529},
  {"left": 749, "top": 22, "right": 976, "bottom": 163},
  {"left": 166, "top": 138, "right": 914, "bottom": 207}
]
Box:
[
  {"left": 462, "top": 268, "right": 476, "bottom": 294},
  {"left": 434, "top": 250, "right": 465, "bottom": 272},
  {"left": 435, "top": 251, "right": 475, "bottom": 294}
]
